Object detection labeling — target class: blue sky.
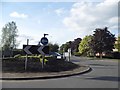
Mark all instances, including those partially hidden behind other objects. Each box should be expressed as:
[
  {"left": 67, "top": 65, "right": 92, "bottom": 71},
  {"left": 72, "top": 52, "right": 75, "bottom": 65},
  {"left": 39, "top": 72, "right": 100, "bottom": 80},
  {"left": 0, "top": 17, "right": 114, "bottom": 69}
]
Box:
[{"left": 0, "top": 0, "right": 119, "bottom": 48}]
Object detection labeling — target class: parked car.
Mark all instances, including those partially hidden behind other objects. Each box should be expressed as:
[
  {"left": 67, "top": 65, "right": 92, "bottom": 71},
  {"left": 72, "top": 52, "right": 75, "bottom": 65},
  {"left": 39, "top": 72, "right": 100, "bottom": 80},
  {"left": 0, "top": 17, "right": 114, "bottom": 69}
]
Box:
[{"left": 49, "top": 52, "right": 66, "bottom": 60}]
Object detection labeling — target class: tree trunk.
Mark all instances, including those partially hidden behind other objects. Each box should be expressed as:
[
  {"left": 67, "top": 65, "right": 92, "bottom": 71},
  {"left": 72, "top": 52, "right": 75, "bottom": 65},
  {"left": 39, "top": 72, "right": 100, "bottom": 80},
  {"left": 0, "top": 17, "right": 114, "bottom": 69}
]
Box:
[
  {"left": 93, "top": 51, "right": 96, "bottom": 59},
  {"left": 100, "top": 53, "right": 102, "bottom": 59}
]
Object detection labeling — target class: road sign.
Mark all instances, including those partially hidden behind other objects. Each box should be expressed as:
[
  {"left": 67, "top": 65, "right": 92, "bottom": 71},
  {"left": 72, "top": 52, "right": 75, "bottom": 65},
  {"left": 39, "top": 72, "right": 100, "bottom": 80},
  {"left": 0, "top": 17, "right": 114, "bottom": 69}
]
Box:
[
  {"left": 23, "top": 45, "right": 49, "bottom": 55},
  {"left": 37, "top": 46, "right": 49, "bottom": 55},
  {"left": 41, "top": 37, "right": 48, "bottom": 45},
  {"left": 24, "top": 45, "right": 32, "bottom": 54}
]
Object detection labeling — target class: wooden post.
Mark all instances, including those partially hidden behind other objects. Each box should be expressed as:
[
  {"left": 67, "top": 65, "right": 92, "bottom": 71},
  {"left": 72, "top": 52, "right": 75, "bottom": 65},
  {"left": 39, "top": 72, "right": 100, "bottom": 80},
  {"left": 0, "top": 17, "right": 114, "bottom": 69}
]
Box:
[
  {"left": 68, "top": 48, "right": 71, "bottom": 62},
  {"left": 1, "top": 47, "right": 4, "bottom": 59},
  {"left": 42, "top": 55, "right": 45, "bottom": 69},
  {"left": 100, "top": 53, "right": 102, "bottom": 59},
  {"left": 25, "top": 39, "right": 29, "bottom": 70}
]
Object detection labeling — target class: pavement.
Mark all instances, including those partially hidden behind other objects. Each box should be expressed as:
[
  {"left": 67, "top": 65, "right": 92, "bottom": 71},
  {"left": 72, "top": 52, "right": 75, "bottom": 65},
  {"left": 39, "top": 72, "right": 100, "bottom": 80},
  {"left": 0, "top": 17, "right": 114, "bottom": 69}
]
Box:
[{"left": 1, "top": 63, "right": 91, "bottom": 80}]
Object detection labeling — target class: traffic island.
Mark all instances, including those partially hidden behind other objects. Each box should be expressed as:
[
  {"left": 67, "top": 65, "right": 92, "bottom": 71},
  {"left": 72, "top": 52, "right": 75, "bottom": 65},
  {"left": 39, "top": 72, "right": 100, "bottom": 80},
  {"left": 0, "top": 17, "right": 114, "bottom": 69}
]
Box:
[{"left": 1, "top": 58, "right": 92, "bottom": 80}]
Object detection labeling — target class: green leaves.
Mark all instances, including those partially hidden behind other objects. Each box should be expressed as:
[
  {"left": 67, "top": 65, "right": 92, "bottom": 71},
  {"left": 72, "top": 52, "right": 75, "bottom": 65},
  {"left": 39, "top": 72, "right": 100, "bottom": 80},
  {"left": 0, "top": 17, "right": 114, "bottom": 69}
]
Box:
[
  {"left": 78, "top": 27, "right": 116, "bottom": 57},
  {"left": 114, "top": 36, "right": 120, "bottom": 52},
  {"left": 48, "top": 43, "right": 59, "bottom": 52},
  {"left": 78, "top": 35, "right": 92, "bottom": 55},
  {"left": 90, "top": 27, "right": 116, "bottom": 54},
  {"left": 60, "top": 38, "right": 81, "bottom": 54},
  {"left": 1, "top": 21, "right": 18, "bottom": 50}
]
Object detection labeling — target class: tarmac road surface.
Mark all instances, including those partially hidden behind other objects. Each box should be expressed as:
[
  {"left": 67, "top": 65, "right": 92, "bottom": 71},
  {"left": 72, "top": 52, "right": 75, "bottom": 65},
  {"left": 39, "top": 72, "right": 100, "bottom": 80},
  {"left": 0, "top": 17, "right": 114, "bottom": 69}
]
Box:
[{"left": 1, "top": 56, "right": 119, "bottom": 88}]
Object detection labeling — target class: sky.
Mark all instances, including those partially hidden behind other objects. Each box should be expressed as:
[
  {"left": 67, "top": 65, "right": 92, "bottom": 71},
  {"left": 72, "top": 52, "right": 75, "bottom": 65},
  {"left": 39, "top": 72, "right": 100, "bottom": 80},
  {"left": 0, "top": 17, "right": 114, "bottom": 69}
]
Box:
[{"left": 0, "top": 0, "right": 119, "bottom": 49}]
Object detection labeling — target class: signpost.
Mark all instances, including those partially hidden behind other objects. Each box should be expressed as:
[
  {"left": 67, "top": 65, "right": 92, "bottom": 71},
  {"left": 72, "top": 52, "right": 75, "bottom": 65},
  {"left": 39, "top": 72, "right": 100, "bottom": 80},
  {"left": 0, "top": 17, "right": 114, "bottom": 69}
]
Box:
[
  {"left": 68, "top": 48, "right": 71, "bottom": 62},
  {"left": 40, "top": 34, "right": 49, "bottom": 68},
  {"left": 25, "top": 39, "right": 29, "bottom": 70},
  {"left": 23, "top": 34, "right": 49, "bottom": 69}
]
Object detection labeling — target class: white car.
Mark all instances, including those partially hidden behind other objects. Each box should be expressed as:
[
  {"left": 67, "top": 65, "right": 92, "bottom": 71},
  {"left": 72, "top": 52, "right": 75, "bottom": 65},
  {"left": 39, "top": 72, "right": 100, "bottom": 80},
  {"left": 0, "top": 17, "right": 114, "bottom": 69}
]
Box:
[{"left": 50, "top": 52, "right": 66, "bottom": 60}]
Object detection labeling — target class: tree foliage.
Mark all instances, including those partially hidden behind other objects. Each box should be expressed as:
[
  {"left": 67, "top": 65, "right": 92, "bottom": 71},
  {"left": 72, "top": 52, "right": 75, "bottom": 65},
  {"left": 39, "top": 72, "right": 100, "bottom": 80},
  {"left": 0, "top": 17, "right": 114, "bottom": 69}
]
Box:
[
  {"left": 59, "top": 38, "right": 81, "bottom": 54},
  {"left": 59, "top": 44, "right": 64, "bottom": 53},
  {"left": 114, "top": 35, "right": 120, "bottom": 52},
  {"left": 60, "top": 42, "right": 71, "bottom": 53},
  {"left": 1, "top": 21, "right": 18, "bottom": 50},
  {"left": 89, "top": 27, "right": 116, "bottom": 56},
  {"left": 71, "top": 38, "right": 81, "bottom": 53},
  {"left": 49, "top": 43, "right": 59, "bottom": 52},
  {"left": 78, "top": 35, "right": 92, "bottom": 55}
]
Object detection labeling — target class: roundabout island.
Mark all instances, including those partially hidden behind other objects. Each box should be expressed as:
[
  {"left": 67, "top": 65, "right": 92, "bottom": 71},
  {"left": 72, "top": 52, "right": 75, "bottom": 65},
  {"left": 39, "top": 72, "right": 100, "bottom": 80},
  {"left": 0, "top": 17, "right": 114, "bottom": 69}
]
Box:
[{"left": 1, "top": 57, "right": 91, "bottom": 80}]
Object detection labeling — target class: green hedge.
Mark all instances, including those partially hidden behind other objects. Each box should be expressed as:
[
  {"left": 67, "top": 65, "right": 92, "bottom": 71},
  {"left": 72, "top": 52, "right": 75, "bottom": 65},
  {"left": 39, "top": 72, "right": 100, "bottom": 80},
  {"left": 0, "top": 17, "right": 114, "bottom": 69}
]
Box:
[{"left": 13, "top": 54, "right": 57, "bottom": 64}]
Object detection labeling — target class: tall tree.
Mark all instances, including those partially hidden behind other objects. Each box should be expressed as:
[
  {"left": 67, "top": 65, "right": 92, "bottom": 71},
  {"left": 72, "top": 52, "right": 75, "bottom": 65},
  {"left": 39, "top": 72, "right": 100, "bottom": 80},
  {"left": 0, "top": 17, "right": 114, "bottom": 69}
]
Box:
[
  {"left": 59, "top": 41, "right": 72, "bottom": 53},
  {"left": 79, "top": 35, "right": 92, "bottom": 55},
  {"left": 59, "top": 38, "right": 81, "bottom": 54},
  {"left": 71, "top": 38, "right": 81, "bottom": 53},
  {"left": 49, "top": 43, "right": 59, "bottom": 52},
  {"left": 89, "top": 27, "right": 116, "bottom": 58},
  {"left": 1, "top": 21, "right": 18, "bottom": 50},
  {"left": 59, "top": 44, "right": 65, "bottom": 53}
]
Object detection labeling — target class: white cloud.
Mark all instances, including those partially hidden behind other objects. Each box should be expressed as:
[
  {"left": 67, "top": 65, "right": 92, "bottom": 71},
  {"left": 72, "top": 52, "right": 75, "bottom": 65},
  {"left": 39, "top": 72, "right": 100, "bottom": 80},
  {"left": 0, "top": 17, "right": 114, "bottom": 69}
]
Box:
[
  {"left": 104, "top": 0, "right": 119, "bottom": 2},
  {"left": 10, "top": 12, "right": 28, "bottom": 18},
  {"left": 55, "top": 8, "right": 65, "bottom": 16},
  {"left": 108, "top": 17, "right": 118, "bottom": 24},
  {"left": 63, "top": 0, "right": 118, "bottom": 38}
]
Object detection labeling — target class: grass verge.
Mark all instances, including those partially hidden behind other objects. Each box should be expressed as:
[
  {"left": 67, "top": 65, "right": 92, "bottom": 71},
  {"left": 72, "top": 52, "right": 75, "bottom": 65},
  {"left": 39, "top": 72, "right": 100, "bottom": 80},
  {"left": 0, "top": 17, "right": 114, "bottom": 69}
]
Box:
[{"left": 2, "top": 57, "right": 79, "bottom": 73}]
